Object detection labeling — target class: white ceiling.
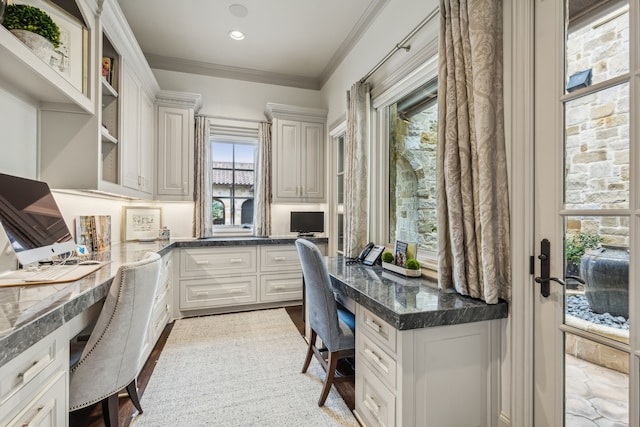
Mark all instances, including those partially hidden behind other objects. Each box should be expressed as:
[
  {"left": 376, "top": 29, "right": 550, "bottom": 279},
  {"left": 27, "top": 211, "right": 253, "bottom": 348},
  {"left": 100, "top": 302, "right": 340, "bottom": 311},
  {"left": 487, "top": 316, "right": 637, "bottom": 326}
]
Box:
[{"left": 117, "top": 0, "right": 389, "bottom": 90}]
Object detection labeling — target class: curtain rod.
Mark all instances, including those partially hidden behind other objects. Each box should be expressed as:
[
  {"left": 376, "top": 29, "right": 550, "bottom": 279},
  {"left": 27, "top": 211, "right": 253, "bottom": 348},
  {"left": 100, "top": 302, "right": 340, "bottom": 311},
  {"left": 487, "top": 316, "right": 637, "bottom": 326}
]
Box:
[{"left": 360, "top": 7, "right": 439, "bottom": 84}]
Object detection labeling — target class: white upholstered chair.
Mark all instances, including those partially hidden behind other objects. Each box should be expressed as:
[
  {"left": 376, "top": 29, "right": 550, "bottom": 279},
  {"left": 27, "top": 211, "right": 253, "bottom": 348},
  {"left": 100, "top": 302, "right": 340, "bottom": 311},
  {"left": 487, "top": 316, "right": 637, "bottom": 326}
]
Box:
[
  {"left": 68, "top": 252, "right": 161, "bottom": 427},
  {"left": 295, "top": 238, "right": 355, "bottom": 406}
]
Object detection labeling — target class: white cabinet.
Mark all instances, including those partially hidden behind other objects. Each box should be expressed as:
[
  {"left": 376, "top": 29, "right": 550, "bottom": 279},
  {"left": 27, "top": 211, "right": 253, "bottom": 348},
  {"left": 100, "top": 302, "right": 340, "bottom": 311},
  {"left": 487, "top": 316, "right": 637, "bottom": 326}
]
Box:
[
  {"left": 39, "top": 0, "right": 160, "bottom": 198},
  {"left": 0, "top": 328, "right": 67, "bottom": 427},
  {"left": 265, "top": 103, "right": 328, "bottom": 203},
  {"left": 354, "top": 305, "right": 500, "bottom": 427},
  {"left": 155, "top": 91, "right": 202, "bottom": 201},
  {"left": 176, "top": 243, "right": 326, "bottom": 317},
  {"left": 121, "top": 66, "right": 154, "bottom": 195},
  {"left": 142, "top": 251, "right": 173, "bottom": 362}
]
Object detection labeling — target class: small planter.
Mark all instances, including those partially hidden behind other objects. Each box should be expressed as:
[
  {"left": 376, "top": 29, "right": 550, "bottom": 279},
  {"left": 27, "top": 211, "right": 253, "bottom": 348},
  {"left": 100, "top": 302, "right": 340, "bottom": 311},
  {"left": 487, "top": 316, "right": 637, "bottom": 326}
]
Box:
[
  {"left": 10, "top": 29, "right": 53, "bottom": 63},
  {"left": 382, "top": 261, "right": 421, "bottom": 277}
]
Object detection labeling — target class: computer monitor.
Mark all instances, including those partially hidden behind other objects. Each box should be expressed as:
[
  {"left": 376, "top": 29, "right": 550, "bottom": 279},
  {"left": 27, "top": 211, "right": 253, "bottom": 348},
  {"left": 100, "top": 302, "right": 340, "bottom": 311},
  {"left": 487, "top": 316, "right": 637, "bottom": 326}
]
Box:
[
  {"left": 290, "top": 211, "right": 324, "bottom": 237},
  {"left": 0, "top": 173, "right": 76, "bottom": 266}
]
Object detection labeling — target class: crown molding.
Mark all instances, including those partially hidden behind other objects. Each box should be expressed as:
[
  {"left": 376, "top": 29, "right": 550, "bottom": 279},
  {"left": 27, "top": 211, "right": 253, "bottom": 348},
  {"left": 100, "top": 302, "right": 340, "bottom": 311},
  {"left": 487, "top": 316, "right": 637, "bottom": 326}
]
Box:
[
  {"left": 156, "top": 90, "right": 202, "bottom": 111},
  {"left": 319, "top": 0, "right": 390, "bottom": 87},
  {"left": 264, "top": 103, "right": 328, "bottom": 123},
  {"left": 145, "top": 54, "right": 322, "bottom": 90}
]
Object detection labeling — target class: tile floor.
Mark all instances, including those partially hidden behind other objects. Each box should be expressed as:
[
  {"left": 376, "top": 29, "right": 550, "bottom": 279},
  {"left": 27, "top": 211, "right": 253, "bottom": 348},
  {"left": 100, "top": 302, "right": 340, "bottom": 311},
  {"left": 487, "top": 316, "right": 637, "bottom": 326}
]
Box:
[{"left": 565, "top": 354, "right": 629, "bottom": 426}]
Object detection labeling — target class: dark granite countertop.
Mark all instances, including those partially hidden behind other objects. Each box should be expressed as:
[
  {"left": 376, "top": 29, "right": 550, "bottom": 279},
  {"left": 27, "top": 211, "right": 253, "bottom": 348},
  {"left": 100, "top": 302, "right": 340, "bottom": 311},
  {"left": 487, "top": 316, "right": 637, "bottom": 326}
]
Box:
[
  {"left": 0, "top": 236, "right": 327, "bottom": 368},
  {"left": 326, "top": 257, "right": 508, "bottom": 330}
]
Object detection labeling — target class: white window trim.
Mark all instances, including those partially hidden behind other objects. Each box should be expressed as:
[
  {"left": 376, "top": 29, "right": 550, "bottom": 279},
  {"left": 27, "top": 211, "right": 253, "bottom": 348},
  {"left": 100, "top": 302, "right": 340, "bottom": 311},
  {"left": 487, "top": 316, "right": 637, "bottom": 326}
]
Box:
[
  {"left": 209, "top": 118, "right": 259, "bottom": 236},
  {"left": 329, "top": 119, "right": 347, "bottom": 256},
  {"left": 370, "top": 54, "right": 439, "bottom": 271}
]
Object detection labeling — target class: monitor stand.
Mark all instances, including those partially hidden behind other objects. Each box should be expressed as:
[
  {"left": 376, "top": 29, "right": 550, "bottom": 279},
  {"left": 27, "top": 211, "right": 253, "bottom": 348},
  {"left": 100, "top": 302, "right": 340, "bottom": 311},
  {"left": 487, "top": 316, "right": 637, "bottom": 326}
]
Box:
[{"left": 297, "top": 232, "right": 316, "bottom": 237}]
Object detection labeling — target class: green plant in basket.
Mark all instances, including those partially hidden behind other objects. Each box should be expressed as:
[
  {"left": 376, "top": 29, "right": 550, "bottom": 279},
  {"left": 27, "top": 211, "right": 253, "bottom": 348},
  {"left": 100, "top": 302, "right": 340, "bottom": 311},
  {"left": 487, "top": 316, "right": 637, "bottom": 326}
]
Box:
[
  {"left": 3, "top": 4, "right": 60, "bottom": 48},
  {"left": 405, "top": 258, "right": 420, "bottom": 270},
  {"left": 381, "top": 251, "right": 394, "bottom": 264}
]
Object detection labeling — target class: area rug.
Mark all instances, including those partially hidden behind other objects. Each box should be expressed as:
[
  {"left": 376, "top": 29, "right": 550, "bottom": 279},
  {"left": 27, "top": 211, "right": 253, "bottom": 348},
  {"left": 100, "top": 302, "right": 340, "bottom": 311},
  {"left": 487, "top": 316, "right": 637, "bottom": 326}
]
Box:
[{"left": 132, "top": 308, "right": 359, "bottom": 427}]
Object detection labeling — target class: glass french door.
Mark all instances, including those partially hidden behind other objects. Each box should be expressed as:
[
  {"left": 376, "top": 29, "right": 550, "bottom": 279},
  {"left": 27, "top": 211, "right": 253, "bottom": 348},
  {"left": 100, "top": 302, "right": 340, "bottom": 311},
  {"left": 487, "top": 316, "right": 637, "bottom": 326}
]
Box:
[{"left": 534, "top": 0, "right": 637, "bottom": 425}]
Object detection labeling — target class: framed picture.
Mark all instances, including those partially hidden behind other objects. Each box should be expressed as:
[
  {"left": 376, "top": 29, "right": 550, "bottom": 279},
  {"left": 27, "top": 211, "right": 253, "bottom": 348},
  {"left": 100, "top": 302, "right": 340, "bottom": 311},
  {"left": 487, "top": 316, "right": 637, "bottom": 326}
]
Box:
[
  {"left": 122, "top": 207, "right": 162, "bottom": 241},
  {"left": 16, "top": 0, "right": 88, "bottom": 93}
]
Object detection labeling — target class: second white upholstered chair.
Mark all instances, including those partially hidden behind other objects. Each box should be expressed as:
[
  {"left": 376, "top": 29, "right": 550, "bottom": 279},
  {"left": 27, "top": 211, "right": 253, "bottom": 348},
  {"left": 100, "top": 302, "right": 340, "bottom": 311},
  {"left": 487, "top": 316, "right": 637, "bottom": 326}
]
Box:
[{"left": 68, "top": 252, "right": 161, "bottom": 427}]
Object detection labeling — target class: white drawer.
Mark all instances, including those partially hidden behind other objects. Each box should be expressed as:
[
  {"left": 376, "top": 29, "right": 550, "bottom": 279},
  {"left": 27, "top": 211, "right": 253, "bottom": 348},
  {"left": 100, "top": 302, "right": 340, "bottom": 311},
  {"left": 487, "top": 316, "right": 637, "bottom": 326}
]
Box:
[
  {"left": 180, "top": 247, "right": 257, "bottom": 278},
  {"left": 158, "top": 253, "right": 172, "bottom": 285},
  {"left": 357, "top": 330, "right": 397, "bottom": 390},
  {"left": 0, "top": 329, "right": 65, "bottom": 406},
  {"left": 357, "top": 305, "right": 397, "bottom": 354},
  {"left": 356, "top": 362, "right": 396, "bottom": 427},
  {"left": 260, "top": 245, "right": 301, "bottom": 273},
  {"left": 260, "top": 272, "right": 302, "bottom": 302},
  {"left": 2, "top": 371, "right": 66, "bottom": 427},
  {"left": 180, "top": 276, "right": 257, "bottom": 310}
]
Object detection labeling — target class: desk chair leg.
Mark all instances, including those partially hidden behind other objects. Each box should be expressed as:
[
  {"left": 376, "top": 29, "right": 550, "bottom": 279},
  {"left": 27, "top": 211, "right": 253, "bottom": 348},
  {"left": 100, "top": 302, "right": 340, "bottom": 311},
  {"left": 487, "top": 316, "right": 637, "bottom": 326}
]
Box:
[
  {"left": 318, "top": 351, "right": 339, "bottom": 407},
  {"left": 126, "top": 379, "right": 143, "bottom": 414},
  {"left": 302, "top": 329, "right": 317, "bottom": 373},
  {"left": 102, "top": 393, "right": 119, "bottom": 427}
]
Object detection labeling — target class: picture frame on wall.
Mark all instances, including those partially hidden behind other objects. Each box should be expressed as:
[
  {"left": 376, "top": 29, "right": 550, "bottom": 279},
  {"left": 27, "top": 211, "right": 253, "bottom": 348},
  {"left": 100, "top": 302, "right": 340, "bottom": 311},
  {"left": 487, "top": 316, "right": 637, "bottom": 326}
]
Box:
[
  {"left": 16, "top": 0, "right": 88, "bottom": 93},
  {"left": 122, "top": 207, "right": 162, "bottom": 242}
]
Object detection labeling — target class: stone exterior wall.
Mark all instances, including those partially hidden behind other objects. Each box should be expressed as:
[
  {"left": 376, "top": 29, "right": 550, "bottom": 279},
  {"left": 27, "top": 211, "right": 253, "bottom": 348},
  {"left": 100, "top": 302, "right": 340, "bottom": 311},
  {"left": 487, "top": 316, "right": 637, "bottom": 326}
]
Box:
[
  {"left": 564, "top": 10, "right": 629, "bottom": 246},
  {"left": 390, "top": 104, "right": 438, "bottom": 252}
]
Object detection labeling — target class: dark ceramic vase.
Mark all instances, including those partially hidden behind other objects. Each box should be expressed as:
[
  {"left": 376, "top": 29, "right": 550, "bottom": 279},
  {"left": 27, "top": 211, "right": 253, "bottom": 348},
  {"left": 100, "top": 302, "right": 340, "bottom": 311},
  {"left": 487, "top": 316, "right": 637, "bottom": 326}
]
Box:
[{"left": 580, "top": 245, "right": 629, "bottom": 318}]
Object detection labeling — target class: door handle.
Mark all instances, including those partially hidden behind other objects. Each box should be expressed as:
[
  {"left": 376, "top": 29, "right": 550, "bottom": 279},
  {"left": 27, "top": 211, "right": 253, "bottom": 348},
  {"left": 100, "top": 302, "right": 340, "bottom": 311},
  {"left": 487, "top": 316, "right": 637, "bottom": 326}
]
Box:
[{"left": 535, "top": 238, "right": 586, "bottom": 297}]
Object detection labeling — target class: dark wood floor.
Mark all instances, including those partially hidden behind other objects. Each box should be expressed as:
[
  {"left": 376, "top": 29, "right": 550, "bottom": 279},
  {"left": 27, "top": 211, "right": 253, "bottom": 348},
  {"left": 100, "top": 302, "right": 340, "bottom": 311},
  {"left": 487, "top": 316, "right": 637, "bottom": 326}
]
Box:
[{"left": 69, "top": 305, "right": 355, "bottom": 426}]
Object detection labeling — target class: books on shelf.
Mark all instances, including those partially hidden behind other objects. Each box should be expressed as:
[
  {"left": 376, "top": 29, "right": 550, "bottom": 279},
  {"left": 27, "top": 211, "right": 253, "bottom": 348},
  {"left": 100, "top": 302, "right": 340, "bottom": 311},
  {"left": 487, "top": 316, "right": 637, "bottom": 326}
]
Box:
[{"left": 75, "top": 215, "right": 111, "bottom": 253}]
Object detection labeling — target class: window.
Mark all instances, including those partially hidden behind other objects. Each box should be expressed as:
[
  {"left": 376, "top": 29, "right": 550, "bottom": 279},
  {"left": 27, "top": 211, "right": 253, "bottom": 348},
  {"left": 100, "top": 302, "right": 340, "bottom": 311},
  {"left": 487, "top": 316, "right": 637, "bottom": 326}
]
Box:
[
  {"left": 211, "top": 141, "right": 256, "bottom": 229},
  {"left": 388, "top": 78, "right": 438, "bottom": 257},
  {"left": 330, "top": 122, "right": 346, "bottom": 255}
]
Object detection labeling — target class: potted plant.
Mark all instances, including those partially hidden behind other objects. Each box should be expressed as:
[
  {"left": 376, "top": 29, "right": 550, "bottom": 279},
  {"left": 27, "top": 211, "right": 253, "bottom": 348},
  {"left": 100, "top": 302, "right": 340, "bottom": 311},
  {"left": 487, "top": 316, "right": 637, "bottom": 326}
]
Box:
[
  {"left": 2, "top": 4, "right": 60, "bottom": 62},
  {"left": 382, "top": 252, "right": 422, "bottom": 277}
]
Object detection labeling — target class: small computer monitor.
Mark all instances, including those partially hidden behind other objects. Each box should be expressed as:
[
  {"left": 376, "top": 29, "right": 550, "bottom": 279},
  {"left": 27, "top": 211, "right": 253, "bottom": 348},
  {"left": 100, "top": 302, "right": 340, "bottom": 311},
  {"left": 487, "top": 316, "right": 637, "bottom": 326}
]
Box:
[
  {"left": 290, "top": 211, "right": 324, "bottom": 237},
  {"left": 0, "top": 173, "right": 76, "bottom": 266}
]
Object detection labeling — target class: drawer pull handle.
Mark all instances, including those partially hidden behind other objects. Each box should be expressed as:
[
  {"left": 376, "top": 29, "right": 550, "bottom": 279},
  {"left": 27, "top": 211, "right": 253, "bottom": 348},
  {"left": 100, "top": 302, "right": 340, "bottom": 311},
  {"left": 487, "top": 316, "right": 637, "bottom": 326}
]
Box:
[
  {"left": 273, "top": 285, "right": 286, "bottom": 290},
  {"left": 230, "top": 289, "right": 244, "bottom": 294},
  {"left": 21, "top": 354, "right": 52, "bottom": 384},
  {"left": 365, "top": 318, "right": 382, "bottom": 332},
  {"left": 364, "top": 394, "right": 386, "bottom": 427},
  {"left": 274, "top": 256, "right": 287, "bottom": 261},
  {"left": 194, "top": 291, "right": 210, "bottom": 297},
  {"left": 195, "top": 260, "right": 209, "bottom": 265},
  {"left": 23, "top": 399, "right": 55, "bottom": 426},
  {"left": 364, "top": 348, "right": 389, "bottom": 374},
  {"left": 229, "top": 258, "right": 243, "bottom": 263}
]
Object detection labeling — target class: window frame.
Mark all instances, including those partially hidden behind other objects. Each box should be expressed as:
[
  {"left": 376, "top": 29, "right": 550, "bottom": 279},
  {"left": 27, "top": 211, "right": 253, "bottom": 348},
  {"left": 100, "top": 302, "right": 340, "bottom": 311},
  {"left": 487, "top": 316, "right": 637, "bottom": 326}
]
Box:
[
  {"left": 329, "top": 120, "right": 347, "bottom": 256},
  {"left": 370, "top": 55, "right": 439, "bottom": 271},
  {"left": 209, "top": 119, "right": 259, "bottom": 237}
]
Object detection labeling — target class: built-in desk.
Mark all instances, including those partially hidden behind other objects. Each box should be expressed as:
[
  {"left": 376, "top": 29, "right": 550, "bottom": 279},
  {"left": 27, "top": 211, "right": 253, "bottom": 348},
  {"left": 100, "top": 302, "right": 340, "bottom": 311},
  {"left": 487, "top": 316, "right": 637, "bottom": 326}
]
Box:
[
  {"left": 325, "top": 257, "right": 508, "bottom": 427},
  {"left": 0, "top": 236, "right": 326, "bottom": 426}
]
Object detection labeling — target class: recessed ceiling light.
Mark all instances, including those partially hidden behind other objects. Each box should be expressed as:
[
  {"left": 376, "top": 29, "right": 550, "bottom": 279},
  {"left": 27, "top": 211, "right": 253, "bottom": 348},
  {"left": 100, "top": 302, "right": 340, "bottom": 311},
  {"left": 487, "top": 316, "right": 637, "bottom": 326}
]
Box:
[
  {"left": 229, "top": 30, "right": 245, "bottom": 41},
  {"left": 229, "top": 4, "right": 248, "bottom": 18}
]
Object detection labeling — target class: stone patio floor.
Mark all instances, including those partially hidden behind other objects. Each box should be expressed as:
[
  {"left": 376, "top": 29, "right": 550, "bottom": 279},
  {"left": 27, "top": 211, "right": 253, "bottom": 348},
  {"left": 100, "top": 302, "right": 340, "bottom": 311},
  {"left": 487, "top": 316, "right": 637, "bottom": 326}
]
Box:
[{"left": 565, "top": 354, "right": 629, "bottom": 426}]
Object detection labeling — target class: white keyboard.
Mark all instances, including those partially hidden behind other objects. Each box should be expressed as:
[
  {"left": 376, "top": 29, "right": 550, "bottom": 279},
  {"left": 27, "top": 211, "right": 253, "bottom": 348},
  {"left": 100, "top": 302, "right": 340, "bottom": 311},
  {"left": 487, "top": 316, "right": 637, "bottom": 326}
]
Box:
[{"left": 23, "top": 266, "right": 78, "bottom": 282}]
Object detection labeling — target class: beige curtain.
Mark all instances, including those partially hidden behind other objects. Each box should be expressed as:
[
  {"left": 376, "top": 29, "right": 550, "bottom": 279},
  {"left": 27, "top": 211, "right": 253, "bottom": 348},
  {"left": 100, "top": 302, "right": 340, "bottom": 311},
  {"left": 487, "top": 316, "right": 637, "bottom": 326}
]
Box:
[
  {"left": 436, "top": 0, "right": 510, "bottom": 303},
  {"left": 253, "top": 122, "right": 272, "bottom": 237},
  {"left": 344, "top": 81, "right": 370, "bottom": 258},
  {"left": 193, "top": 116, "right": 213, "bottom": 238}
]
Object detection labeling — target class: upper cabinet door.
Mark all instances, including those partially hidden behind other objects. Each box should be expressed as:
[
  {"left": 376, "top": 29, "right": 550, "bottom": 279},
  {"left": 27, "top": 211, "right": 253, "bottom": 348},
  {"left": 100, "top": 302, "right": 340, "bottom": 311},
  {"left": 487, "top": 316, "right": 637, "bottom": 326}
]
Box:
[
  {"left": 154, "top": 91, "right": 200, "bottom": 201},
  {"left": 266, "top": 103, "right": 327, "bottom": 204},
  {"left": 300, "top": 122, "right": 325, "bottom": 200},
  {"left": 274, "top": 119, "right": 302, "bottom": 200},
  {"left": 139, "top": 89, "right": 155, "bottom": 195},
  {"left": 121, "top": 66, "right": 142, "bottom": 192}
]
